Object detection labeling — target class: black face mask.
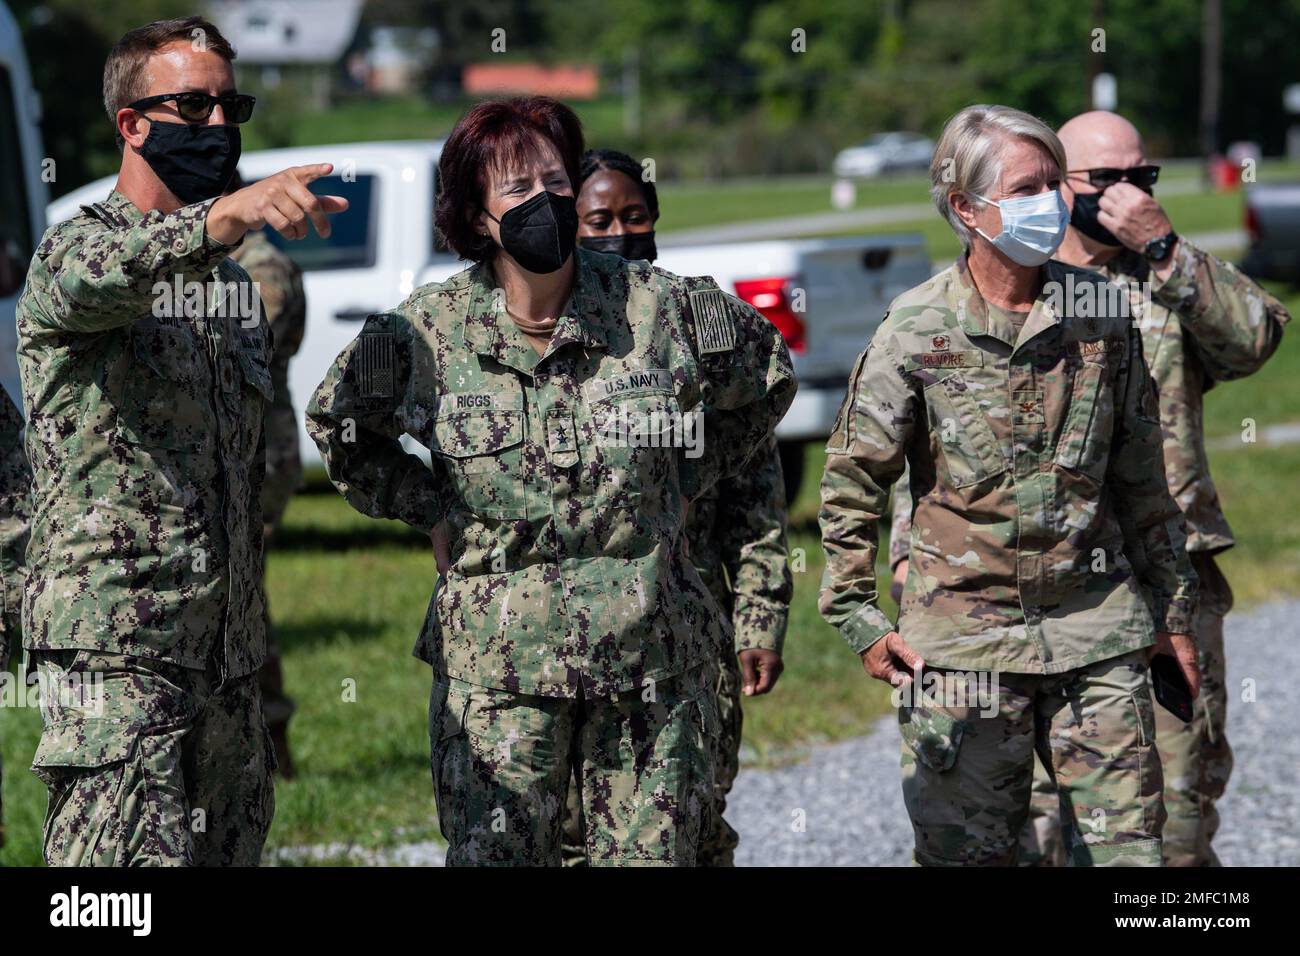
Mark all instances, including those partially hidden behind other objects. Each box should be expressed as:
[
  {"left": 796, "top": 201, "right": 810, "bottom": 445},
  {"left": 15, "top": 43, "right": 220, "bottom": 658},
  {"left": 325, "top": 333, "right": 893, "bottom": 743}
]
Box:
[
  {"left": 139, "top": 120, "right": 241, "bottom": 205},
  {"left": 579, "top": 231, "right": 658, "bottom": 263},
  {"left": 1070, "top": 183, "right": 1153, "bottom": 248},
  {"left": 485, "top": 190, "right": 578, "bottom": 274}
]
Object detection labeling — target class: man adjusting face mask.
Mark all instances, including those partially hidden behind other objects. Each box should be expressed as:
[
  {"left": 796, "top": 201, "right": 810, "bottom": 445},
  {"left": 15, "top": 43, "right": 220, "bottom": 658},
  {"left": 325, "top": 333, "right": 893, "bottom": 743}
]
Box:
[
  {"left": 974, "top": 189, "right": 1069, "bottom": 267},
  {"left": 485, "top": 190, "right": 579, "bottom": 274}
]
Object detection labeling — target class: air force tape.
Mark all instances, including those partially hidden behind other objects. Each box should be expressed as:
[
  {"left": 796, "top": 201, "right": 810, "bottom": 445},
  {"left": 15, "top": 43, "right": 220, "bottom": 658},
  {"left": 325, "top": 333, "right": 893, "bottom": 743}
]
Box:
[{"left": 689, "top": 288, "right": 736, "bottom": 355}]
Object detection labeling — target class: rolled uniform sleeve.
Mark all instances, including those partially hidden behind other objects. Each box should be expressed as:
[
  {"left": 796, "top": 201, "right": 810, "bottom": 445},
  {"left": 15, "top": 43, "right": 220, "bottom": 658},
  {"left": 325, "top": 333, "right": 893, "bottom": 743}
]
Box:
[
  {"left": 306, "top": 311, "right": 448, "bottom": 531},
  {"left": 1152, "top": 240, "right": 1291, "bottom": 382},
  {"left": 818, "top": 332, "right": 914, "bottom": 655},
  {"left": 1109, "top": 327, "right": 1199, "bottom": 634},
  {"left": 715, "top": 436, "right": 792, "bottom": 654},
  {"left": 31, "top": 199, "right": 235, "bottom": 333},
  {"left": 673, "top": 276, "right": 796, "bottom": 499}
]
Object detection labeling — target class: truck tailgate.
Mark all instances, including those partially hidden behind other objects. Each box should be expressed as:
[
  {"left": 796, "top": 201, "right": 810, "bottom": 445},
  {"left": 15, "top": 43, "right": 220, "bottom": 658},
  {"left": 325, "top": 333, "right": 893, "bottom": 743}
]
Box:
[{"left": 791, "top": 234, "right": 931, "bottom": 381}]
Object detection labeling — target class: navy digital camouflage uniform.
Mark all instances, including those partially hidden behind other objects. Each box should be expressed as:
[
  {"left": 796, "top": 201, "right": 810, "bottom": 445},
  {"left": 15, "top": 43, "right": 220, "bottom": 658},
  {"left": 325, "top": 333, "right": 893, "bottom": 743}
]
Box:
[
  {"left": 0, "top": 387, "right": 32, "bottom": 849},
  {"left": 15, "top": 191, "right": 276, "bottom": 866},
  {"left": 308, "top": 247, "right": 795, "bottom": 865},
  {"left": 820, "top": 254, "right": 1198, "bottom": 866},
  {"left": 561, "top": 436, "right": 791, "bottom": 866}
]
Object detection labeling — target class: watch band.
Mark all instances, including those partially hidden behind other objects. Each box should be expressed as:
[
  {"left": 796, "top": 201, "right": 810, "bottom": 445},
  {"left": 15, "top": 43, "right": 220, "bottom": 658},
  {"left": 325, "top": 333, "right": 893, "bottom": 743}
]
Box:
[{"left": 1144, "top": 230, "right": 1177, "bottom": 261}]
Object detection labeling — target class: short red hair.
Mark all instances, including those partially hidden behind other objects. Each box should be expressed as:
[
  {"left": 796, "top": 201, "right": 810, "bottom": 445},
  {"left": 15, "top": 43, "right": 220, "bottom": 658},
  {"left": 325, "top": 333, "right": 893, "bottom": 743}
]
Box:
[{"left": 436, "top": 96, "right": 585, "bottom": 262}]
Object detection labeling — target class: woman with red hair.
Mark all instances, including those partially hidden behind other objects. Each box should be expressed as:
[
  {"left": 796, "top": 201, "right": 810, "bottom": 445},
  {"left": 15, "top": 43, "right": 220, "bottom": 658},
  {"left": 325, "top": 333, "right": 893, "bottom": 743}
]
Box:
[{"left": 308, "top": 97, "right": 795, "bottom": 866}]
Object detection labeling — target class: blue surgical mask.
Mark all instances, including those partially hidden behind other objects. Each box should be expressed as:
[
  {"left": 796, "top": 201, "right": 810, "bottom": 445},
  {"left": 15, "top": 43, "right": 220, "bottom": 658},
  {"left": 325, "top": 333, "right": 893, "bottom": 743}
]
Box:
[{"left": 973, "top": 189, "right": 1068, "bottom": 266}]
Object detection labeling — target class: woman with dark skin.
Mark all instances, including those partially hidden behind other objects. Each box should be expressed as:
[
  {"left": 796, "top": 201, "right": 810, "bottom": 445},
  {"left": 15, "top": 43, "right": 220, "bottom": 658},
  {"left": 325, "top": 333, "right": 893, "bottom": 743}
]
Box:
[{"left": 561, "top": 148, "right": 792, "bottom": 866}]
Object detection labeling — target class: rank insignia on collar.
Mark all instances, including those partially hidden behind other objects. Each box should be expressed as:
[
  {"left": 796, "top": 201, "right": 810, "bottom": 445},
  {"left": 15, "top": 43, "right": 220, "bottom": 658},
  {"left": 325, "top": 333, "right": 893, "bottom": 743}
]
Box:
[
  {"left": 690, "top": 288, "right": 736, "bottom": 355},
  {"left": 931, "top": 334, "right": 950, "bottom": 352}
]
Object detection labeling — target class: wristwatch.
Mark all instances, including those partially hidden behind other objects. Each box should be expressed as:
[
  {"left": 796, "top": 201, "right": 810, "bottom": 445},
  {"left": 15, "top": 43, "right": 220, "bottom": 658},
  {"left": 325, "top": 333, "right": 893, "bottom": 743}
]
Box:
[{"left": 1143, "top": 230, "right": 1178, "bottom": 262}]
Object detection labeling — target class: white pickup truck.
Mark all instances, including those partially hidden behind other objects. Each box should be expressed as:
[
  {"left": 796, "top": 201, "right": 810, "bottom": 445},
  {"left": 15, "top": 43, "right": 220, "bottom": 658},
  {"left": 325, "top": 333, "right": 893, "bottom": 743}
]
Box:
[{"left": 46, "top": 142, "right": 931, "bottom": 498}]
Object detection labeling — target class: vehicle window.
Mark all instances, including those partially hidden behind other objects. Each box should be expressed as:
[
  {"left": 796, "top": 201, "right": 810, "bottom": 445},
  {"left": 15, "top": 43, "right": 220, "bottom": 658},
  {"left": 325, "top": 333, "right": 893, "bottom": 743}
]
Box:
[
  {"left": 260, "top": 173, "right": 376, "bottom": 271},
  {"left": 0, "top": 66, "right": 34, "bottom": 297}
]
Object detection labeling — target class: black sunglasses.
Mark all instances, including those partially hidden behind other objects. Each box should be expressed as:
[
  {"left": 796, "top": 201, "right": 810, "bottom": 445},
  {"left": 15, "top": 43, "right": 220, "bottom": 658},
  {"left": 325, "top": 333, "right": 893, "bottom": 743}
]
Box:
[
  {"left": 1067, "top": 165, "right": 1160, "bottom": 190},
  {"left": 128, "top": 91, "right": 256, "bottom": 124}
]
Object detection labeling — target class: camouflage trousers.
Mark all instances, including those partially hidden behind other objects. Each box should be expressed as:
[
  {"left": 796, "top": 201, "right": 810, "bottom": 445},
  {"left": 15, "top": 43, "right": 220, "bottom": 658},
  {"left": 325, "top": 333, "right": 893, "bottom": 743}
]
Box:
[
  {"left": 559, "top": 651, "right": 743, "bottom": 867},
  {"left": 899, "top": 650, "right": 1164, "bottom": 866},
  {"left": 29, "top": 650, "right": 275, "bottom": 866},
  {"left": 430, "top": 665, "right": 716, "bottom": 866},
  {"left": 1021, "top": 555, "right": 1233, "bottom": 867}
]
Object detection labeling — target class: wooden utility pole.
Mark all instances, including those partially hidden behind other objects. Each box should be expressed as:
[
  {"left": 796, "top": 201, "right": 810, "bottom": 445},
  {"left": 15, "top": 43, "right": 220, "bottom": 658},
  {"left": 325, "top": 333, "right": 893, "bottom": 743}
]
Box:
[{"left": 1199, "top": 0, "right": 1222, "bottom": 157}]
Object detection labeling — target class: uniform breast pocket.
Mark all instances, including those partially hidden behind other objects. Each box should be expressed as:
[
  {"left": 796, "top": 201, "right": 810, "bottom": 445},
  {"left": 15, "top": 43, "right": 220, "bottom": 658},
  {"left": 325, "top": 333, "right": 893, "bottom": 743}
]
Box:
[
  {"left": 922, "top": 374, "right": 1005, "bottom": 490},
  {"left": 117, "top": 325, "right": 211, "bottom": 453},
  {"left": 432, "top": 410, "right": 526, "bottom": 520},
  {"left": 590, "top": 392, "right": 683, "bottom": 513},
  {"left": 1055, "top": 358, "right": 1115, "bottom": 482},
  {"left": 233, "top": 348, "right": 274, "bottom": 463}
]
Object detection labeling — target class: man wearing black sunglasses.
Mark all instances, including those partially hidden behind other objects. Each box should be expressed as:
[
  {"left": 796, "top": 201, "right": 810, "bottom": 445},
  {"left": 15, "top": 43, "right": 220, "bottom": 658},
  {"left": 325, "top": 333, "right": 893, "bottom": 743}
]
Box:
[
  {"left": 14, "top": 15, "right": 346, "bottom": 867},
  {"left": 1032, "top": 110, "right": 1290, "bottom": 866}
]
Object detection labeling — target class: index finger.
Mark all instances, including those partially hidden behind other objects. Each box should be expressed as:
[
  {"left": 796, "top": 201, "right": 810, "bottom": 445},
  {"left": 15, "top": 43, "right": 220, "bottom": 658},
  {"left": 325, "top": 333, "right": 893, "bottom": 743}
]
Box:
[{"left": 292, "top": 163, "right": 335, "bottom": 185}]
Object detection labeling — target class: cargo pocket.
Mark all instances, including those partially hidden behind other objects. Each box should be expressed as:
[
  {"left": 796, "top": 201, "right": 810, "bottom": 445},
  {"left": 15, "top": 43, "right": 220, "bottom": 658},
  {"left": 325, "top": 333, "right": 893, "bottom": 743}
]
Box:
[
  {"left": 428, "top": 680, "right": 470, "bottom": 844},
  {"left": 898, "top": 704, "right": 963, "bottom": 773},
  {"left": 923, "top": 375, "right": 1005, "bottom": 490},
  {"left": 431, "top": 410, "right": 526, "bottom": 520},
  {"left": 1055, "top": 359, "right": 1114, "bottom": 482}
]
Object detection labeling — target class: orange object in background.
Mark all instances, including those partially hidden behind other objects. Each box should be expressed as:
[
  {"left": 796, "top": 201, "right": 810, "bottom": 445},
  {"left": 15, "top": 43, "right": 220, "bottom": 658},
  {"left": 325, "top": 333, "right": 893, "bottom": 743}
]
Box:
[{"left": 463, "top": 63, "right": 599, "bottom": 100}]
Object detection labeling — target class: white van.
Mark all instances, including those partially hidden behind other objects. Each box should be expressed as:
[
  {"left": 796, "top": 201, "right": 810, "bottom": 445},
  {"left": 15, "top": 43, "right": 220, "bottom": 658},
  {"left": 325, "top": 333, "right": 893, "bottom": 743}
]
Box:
[{"left": 0, "top": 0, "right": 49, "bottom": 408}]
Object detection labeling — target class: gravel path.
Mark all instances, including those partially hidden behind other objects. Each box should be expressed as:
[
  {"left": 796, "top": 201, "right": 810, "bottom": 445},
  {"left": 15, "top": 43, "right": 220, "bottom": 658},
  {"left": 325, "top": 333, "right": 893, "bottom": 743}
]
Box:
[
  {"left": 730, "top": 597, "right": 1300, "bottom": 866},
  {"left": 282, "top": 597, "right": 1298, "bottom": 866}
]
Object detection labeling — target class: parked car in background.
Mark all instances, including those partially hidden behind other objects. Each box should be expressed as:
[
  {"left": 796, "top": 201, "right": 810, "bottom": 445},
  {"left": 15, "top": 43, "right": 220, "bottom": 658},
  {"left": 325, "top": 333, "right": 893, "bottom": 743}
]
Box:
[
  {"left": 832, "top": 132, "right": 935, "bottom": 180},
  {"left": 48, "top": 142, "right": 932, "bottom": 502},
  {"left": 1241, "top": 181, "right": 1300, "bottom": 281},
  {"left": 0, "top": 0, "right": 49, "bottom": 408}
]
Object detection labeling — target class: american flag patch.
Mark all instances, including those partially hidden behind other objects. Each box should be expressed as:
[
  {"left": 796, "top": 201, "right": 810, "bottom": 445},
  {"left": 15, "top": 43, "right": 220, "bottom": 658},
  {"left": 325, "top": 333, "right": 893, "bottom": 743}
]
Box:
[
  {"left": 689, "top": 288, "right": 736, "bottom": 354},
  {"left": 357, "top": 314, "right": 396, "bottom": 398}
]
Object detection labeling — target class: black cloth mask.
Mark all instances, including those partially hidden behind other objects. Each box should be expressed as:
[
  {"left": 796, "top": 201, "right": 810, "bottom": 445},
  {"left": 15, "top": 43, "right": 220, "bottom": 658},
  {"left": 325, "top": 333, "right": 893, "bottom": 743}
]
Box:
[
  {"left": 486, "top": 191, "right": 578, "bottom": 274},
  {"left": 1070, "top": 183, "right": 1154, "bottom": 248},
  {"left": 579, "top": 231, "right": 658, "bottom": 263},
  {"left": 139, "top": 120, "right": 241, "bottom": 205}
]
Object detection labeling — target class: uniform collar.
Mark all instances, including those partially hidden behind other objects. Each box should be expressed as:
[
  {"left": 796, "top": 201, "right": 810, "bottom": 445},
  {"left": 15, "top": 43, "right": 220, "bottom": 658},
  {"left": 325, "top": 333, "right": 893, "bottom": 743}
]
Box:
[
  {"left": 951, "top": 251, "right": 1064, "bottom": 350},
  {"left": 462, "top": 250, "right": 609, "bottom": 374}
]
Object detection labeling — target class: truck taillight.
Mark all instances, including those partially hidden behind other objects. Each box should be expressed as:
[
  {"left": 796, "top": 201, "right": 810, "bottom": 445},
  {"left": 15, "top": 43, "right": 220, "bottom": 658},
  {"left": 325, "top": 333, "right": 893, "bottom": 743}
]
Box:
[
  {"left": 1245, "top": 204, "right": 1262, "bottom": 243},
  {"left": 733, "top": 277, "right": 806, "bottom": 353}
]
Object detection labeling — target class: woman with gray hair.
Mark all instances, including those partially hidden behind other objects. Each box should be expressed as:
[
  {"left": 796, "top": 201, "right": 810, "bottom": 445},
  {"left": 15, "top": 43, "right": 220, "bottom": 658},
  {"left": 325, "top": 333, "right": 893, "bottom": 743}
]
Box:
[{"left": 818, "top": 104, "right": 1199, "bottom": 866}]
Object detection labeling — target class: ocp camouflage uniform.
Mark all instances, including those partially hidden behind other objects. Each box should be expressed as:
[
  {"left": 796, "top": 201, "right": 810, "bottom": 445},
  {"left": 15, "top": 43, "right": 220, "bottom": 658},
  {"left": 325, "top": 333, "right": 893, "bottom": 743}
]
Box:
[
  {"left": 0, "top": 387, "right": 32, "bottom": 849},
  {"left": 1014, "top": 241, "right": 1290, "bottom": 867},
  {"left": 308, "top": 247, "right": 795, "bottom": 866},
  {"left": 560, "top": 436, "right": 791, "bottom": 866},
  {"left": 230, "top": 230, "right": 306, "bottom": 775},
  {"left": 820, "top": 254, "right": 1198, "bottom": 866},
  {"left": 16, "top": 191, "right": 276, "bottom": 866}
]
